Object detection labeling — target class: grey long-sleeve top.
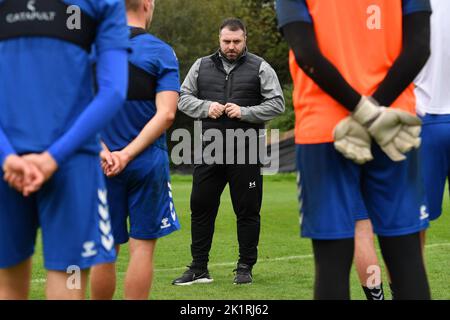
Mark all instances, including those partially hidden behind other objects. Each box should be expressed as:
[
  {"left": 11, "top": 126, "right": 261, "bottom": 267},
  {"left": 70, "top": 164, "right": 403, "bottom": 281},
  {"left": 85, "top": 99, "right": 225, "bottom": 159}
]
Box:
[{"left": 178, "top": 52, "right": 285, "bottom": 124}]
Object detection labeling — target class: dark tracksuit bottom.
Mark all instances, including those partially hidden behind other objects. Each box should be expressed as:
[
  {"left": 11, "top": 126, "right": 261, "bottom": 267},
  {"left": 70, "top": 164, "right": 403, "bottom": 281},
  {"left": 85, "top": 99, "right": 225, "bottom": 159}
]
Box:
[{"left": 190, "top": 162, "right": 263, "bottom": 269}]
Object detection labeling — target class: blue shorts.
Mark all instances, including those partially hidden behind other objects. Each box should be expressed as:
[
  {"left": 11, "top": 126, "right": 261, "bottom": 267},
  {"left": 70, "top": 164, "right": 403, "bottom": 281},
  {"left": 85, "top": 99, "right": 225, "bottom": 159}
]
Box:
[
  {"left": 296, "top": 143, "right": 429, "bottom": 240},
  {"left": 0, "top": 153, "right": 116, "bottom": 271},
  {"left": 420, "top": 114, "right": 450, "bottom": 221},
  {"left": 106, "top": 147, "right": 180, "bottom": 244}
]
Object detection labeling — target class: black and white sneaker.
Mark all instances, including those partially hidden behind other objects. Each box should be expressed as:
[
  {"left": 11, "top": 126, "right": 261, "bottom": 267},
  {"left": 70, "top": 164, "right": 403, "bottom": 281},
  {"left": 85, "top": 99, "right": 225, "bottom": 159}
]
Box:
[
  {"left": 172, "top": 266, "right": 214, "bottom": 286},
  {"left": 233, "top": 263, "right": 253, "bottom": 285}
]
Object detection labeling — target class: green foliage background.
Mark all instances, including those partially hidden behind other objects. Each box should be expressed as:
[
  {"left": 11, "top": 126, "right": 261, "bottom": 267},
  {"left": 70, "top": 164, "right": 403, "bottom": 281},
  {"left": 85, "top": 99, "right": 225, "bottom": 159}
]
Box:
[{"left": 150, "top": 0, "right": 294, "bottom": 136}]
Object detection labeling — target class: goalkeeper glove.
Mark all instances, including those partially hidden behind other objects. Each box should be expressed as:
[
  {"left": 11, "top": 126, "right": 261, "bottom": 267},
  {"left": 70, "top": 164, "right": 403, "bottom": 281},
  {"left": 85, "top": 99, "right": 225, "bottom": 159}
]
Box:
[
  {"left": 352, "top": 97, "right": 422, "bottom": 162},
  {"left": 334, "top": 117, "right": 373, "bottom": 165}
]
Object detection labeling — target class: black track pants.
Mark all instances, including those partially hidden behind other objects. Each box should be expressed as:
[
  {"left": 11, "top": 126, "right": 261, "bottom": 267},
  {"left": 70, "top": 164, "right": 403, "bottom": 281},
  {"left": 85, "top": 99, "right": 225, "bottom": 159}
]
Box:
[{"left": 190, "top": 163, "right": 263, "bottom": 268}]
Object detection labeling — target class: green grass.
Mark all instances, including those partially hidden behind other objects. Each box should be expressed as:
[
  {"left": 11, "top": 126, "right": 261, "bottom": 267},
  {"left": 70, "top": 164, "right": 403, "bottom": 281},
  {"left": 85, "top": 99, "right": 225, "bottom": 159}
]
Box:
[{"left": 29, "top": 174, "right": 450, "bottom": 300}]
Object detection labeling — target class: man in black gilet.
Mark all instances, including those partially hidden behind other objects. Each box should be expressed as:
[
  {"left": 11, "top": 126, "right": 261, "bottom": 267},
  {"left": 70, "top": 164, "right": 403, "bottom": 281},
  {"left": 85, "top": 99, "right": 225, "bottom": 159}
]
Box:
[{"left": 174, "top": 18, "right": 285, "bottom": 285}]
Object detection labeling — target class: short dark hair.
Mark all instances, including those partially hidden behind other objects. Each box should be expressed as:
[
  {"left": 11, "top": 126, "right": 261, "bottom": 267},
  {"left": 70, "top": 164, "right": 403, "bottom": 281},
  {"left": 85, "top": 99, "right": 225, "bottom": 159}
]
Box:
[{"left": 219, "top": 18, "right": 247, "bottom": 35}]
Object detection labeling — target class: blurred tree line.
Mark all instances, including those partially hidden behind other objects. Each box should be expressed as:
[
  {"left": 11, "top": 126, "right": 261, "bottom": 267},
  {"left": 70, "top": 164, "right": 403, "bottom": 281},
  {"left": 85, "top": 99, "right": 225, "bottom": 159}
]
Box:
[{"left": 150, "top": 0, "right": 294, "bottom": 154}]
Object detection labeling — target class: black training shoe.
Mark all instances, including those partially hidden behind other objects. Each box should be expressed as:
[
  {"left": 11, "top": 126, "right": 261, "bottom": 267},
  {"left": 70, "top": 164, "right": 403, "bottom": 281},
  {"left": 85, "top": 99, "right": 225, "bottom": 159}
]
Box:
[
  {"left": 233, "top": 263, "right": 253, "bottom": 285},
  {"left": 172, "top": 266, "right": 214, "bottom": 286}
]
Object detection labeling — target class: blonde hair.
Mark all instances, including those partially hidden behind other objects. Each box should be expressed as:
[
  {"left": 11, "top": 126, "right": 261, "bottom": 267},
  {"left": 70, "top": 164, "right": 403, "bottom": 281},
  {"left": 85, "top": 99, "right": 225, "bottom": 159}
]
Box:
[{"left": 125, "top": 0, "right": 141, "bottom": 11}]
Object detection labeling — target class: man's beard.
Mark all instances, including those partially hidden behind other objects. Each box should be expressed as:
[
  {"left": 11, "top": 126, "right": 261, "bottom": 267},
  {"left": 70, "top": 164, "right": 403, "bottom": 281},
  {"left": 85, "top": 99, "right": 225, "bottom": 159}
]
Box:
[{"left": 221, "top": 49, "right": 244, "bottom": 63}]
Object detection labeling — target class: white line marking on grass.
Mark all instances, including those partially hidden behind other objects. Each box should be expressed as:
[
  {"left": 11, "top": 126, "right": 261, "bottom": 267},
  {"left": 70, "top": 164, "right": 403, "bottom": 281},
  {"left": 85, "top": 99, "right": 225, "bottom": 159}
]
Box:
[
  {"left": 155, "top": 254, "right": 315, "bottom": 272},
  {"left": 32, "top": 278, "right": 46, "bottom": 283},
  {"left": 425, "top": 242, "right": 450, "bottom": 249},
  {"left": 31, "top": 242, "right": 450, "bottom": 284}
]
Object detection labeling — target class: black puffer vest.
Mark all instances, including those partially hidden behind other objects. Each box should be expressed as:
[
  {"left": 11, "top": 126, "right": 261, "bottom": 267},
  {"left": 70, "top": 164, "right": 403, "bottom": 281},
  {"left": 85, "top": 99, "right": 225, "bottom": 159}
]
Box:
[{"left": 197, "top": 51, "right": 265, "bottom": 130}]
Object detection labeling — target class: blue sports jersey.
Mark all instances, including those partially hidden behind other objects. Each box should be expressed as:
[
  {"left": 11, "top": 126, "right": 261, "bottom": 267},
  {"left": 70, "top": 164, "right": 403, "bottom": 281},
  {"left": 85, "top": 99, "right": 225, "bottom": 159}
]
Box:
[
  {"left": 276, "top": 0, "right": 432, "bottom": 27},
  {"left": 102, "top": 28, "right": 180, "bottom": 153},
  {"left": 0, "top": 0, "right": 129, "bottom": 158}
]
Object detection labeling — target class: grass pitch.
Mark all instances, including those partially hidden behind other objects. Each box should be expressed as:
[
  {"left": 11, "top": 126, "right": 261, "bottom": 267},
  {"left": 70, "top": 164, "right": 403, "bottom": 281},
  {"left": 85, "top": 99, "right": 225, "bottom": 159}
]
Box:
[{"left": 29, "top": 174, "right": 450, "bottom": 300}]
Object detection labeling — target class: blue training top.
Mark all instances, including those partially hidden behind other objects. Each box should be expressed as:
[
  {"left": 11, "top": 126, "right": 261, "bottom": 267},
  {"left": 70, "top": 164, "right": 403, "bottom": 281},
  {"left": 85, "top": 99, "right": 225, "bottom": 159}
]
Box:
[
  {"left": 102, "top": 28, "right": 180, "bottom": 154},
  {"left": 0, "top": 0, "right": 130, "bottom": 165}
]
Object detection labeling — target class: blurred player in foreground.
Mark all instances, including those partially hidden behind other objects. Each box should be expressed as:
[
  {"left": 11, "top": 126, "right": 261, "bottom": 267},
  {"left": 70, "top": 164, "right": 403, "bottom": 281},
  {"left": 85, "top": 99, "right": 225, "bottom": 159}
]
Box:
[
  {"left": 415, "top": 0, "right": 450, "bottom": 249},
  {"left": 277, "top": 0, "right": 432, "bottom": 299},
  {"left": 0, "top": 0, "right": 129, "bottom": 299},
  {"left": 90, "top": 0, "right": 181, "bottom": 300}
]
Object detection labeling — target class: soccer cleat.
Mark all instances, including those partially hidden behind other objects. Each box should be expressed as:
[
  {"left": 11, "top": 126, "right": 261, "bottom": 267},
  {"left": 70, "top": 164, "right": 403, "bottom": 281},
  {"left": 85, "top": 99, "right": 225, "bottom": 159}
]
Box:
[
  {"left": 233, "top": 263, "right": 253, "bottom": 285},
  {"left": 172, "top": 266, "right": 214, "bottom": 286}
]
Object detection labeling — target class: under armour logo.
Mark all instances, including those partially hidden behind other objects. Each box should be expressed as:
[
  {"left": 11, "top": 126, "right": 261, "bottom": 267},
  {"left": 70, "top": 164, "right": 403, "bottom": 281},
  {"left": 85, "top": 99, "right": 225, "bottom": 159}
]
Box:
[
  {"left": 249, "top": 181, "right": 256, "bottom": 189},
  {"left": 27, "top": 0, "right": 36, "bottom": 12},
  {"left": 367, "top": 5, "right": 382, "bottom": 30}
]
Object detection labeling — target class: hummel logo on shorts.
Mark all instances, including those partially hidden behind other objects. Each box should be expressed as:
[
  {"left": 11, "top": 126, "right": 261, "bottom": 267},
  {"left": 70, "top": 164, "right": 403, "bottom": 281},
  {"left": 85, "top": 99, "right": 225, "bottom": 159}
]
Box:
[{"left": 420, "top": 205, "right": 430, "bottom": 221}]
